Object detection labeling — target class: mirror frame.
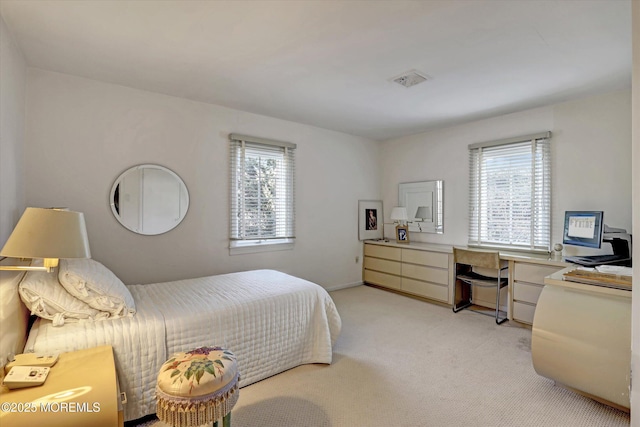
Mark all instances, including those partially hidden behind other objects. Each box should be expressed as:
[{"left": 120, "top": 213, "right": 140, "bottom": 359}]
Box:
[
  {"left": 110, "top": 164, "right": 189, "bottom": 235},
  {"left": 398, "top": 180, "right": 444, "bottom": 234}
]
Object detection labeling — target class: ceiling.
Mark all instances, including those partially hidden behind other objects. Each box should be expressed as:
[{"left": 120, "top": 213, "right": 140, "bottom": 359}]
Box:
[{"left": 0, "top": 1, "right": 631, "bottom": 141}]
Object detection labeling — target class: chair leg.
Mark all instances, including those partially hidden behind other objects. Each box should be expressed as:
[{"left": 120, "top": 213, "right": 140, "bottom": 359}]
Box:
[
  {"left": 452, "top": 267, "right": 472, "bottom": 313},
  {"left": 494, "top": 274, "right": 508, "bottom": 324}
]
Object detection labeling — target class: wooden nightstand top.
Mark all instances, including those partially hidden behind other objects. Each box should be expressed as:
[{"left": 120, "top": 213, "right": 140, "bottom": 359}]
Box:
[{"left": 1, "top": 345, "right": 120, "bottom": 427}]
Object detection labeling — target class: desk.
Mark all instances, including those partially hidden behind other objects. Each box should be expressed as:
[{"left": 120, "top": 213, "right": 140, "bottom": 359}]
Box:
[
  {"left": 500, "top": 253, "right": 568, "bottom": 324},
  {"left": 531, "top": 269, "right": 631, "bottom": 411},
  {"left": 362, "top": 240, "right": 568, "bottom": 321},
  {"left": 0, "top": 345, "right": 123, "bottom": 426}
]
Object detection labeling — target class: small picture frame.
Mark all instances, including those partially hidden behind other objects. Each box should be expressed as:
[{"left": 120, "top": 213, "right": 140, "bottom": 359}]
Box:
[
  {"left": 396, "top": 225, "right": 409, "bottom": 243},
  {"left": 358, "top": 200, "right": 383, "bottom": 241}
]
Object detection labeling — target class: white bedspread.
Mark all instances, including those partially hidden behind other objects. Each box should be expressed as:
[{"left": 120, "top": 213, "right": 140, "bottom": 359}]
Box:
[{"left": 25, "top": 270, "right": 342, "bottom": 421}]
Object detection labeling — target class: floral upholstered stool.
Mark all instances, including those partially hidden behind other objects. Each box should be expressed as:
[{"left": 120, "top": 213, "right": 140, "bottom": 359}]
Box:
[{"left": 156, "top": 346, "right": 240, "bottom": 427}]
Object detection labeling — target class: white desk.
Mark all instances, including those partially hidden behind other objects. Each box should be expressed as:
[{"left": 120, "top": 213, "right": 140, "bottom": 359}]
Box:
[{"left": 532, "top": 268, "right": 631, "bottom": 411}]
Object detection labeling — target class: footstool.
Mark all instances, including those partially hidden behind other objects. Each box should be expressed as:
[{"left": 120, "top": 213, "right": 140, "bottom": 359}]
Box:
[{"left": 156, "top": 346, "right": 240, "bottom": 427}]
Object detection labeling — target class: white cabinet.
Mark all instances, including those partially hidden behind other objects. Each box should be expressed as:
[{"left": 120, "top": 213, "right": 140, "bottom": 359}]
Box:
[
  {"left": 533, "top": 269, "right": 631, "bottom": 410},
  {"left": 511, "top": 262, "right": 563, "bottom": 324},
  {"left": 363, "top": 242, "right": 451, "bottom": 304}
]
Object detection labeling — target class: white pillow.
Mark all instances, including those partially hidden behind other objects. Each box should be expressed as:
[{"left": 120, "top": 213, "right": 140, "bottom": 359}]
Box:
[
  {"left": 58, "top": 259, "right": 136, "bottom": 318},
  {"left": 18, "top": 265, "right": 108, "bottom": 326}
]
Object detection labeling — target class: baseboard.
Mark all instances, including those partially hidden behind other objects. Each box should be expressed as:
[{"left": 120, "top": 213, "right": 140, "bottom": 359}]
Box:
[{"left": 325, "top": 281, "right": 363, "bottom": 292}]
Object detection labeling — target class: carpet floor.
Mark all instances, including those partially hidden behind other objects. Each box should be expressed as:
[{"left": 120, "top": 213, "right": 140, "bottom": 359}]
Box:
[{"left": 128, "top": 285, "right": 630, "bottom": 427}]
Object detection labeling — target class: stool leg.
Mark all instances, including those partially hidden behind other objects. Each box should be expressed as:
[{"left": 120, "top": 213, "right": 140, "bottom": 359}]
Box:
[{"left": 223, "top": 412, "right": 231, "bottom": 427}]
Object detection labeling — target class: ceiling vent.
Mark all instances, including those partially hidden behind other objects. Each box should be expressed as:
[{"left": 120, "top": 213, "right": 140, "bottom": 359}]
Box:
[{"left": 391, "top": 69, "right": 431, "bottom": 88}]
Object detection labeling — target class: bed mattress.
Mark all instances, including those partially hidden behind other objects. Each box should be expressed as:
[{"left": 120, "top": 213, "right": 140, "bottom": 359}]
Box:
[{"left": 25, "top": 270, "right": 342, "bottom": 421}]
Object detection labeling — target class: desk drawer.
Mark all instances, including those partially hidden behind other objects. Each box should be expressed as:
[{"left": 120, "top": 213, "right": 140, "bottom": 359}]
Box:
[
  {"left": 402, "top": 249, "right": 448, "bottom": 268},
  {"left": 514, "top": 282, "right": 544, "bottom": 305},
  {"left": 514, "top": 263, "right": 561, "bottom": 284},
  {"left": 402, "top": 278, "right": 448, "bottom": 302},
  {"left": 364, "top": 257, "right": 401, "bottom": 275},
  {"left": 402, "top": 263, "right": 448, "bottom": 285},
  {"left": 364, "top": 269, "right": 401, "bottom": 290},
  {"left": 513, "top": 301, "right": 536, "bottom": 324},
  {"left": 364, "top": 244, "right": 401, "bottom": 261}
]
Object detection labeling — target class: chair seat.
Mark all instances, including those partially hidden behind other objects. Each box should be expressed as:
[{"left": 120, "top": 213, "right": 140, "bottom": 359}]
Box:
[{"left": 456, "top": 271, "right": 508, "bottom": 288}]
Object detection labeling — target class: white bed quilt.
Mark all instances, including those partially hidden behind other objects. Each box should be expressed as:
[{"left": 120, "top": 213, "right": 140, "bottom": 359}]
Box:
[{"left": 25, "top": 270, "right": 342, "bottom": 421}]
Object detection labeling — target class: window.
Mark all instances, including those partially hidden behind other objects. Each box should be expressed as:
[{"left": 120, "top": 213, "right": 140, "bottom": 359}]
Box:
[
  {"left": 468, "top": 132, "right": 551, "bottom": 252},
  {"left": 229, "top": 134, "right": 295, "bottom": 254}
]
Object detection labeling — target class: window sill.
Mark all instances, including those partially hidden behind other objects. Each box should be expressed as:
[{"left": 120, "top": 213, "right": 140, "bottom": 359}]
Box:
[
  {"left": 229, "top": 239, "right": 294, "bottom": 255},
  {"left": 467, "top": 244, "right": 550, "bottom": 255}
]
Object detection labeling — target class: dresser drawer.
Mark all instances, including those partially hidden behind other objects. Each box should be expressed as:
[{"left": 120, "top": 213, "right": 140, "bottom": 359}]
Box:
[
  {"left": 364, "top": 269, "right": 401, "bottom": 290},
  {"left": 364, "top": 244, "right": 401, "bottom": 261},
  {"left": 402, "top": 278, "right": 448, "bottom": 302},
  {"left": 513, "top": 301, "right": 536, "bottom": 324},
  {"left": 513, "top": 282, "right": 544, "bottom": 304},
  {"left": 401, "top": 249, "right": 448, "bottom": 268},
  {"left": 402, "top": 263, "right": 448, "bottom": 285},
  {"left": 514, "top": 263, "right": 561, "bottom": 284},
  {"left": 364, "top": 256, "right": 401, "bottom": 275}
]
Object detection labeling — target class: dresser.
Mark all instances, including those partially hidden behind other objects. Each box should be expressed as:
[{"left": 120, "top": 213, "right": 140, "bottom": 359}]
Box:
[
  {"left": 501, "top": 254, "right": 568, "bottom": 325},
  {"left": 363, "top": 241, "right": 452, "bottom": 304}
]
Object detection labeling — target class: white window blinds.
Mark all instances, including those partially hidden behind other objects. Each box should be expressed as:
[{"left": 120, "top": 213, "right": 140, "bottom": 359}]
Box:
[
  {"left": 468, "top": 132, "right": 551, "bottom": 252},
  {"left": 229, "top": 134, "right": 296, "bottom": 246}
]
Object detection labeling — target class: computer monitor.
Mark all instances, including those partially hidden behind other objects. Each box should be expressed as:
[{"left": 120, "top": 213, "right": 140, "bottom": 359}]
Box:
[{"left": 562, "top": 211, "right": 604, "bottom": 249}]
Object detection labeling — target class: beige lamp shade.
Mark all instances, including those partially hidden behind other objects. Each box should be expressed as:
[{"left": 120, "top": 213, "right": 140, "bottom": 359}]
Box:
[{"left": 0, "top": 208, "right": 91, "bottom": 268}]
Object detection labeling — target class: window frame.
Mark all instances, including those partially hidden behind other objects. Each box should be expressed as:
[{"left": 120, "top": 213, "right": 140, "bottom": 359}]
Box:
[
  {"left": 468, "top": 132, "right": 551, "bottom": 253},
  {"left": 229, "top": 134, "right": 296, "bottom": 255}
]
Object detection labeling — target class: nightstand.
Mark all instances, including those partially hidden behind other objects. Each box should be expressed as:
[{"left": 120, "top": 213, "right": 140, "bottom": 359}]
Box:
[{"left": 0, "top": 345, "right": 123, "bottom": 427}]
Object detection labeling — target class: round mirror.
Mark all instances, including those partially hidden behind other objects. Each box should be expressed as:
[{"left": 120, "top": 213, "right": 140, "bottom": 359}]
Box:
[{"left": 110, "top": 164, "right": 189, "bottom": 235}]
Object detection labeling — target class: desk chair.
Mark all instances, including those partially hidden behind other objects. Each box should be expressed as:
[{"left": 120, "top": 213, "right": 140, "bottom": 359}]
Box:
[{"left": 452, "top": 248, "right": 508, "bottom": 324}]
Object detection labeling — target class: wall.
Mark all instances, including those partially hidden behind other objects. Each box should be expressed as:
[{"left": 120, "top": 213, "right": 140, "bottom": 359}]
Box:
[
  {"left": 0, "top": 16, "right": 26, "bottom": 242},
  {"left": 380, "top": 90, "right": 632, "bottom": 257},
  {"left": 24, "top": 69, "right": 380, "bottom": 288},
  {"left": 631, "top": 0, "right": 639, "bottom": 424}
]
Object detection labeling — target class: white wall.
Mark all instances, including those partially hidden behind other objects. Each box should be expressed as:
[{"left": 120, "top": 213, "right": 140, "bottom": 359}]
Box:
[
  {"left": 631, "top": 1, "right": 639, "bottom": 424},
  {"left": 0, "top": 16, "right": 26, "bottom": 242},
  {"left": 380, "top": 90, "right": 632, "bottom": 258},
  {"left": 24, "top": 69, "right": 380, "bottom": 288}
]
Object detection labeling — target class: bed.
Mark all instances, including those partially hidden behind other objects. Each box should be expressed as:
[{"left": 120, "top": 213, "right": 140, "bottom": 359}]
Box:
[{"left": 0, "top": 261, "right": 342, "bottom": 422}]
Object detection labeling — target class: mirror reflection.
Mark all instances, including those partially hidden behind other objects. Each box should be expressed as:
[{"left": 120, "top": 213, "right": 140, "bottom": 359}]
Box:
[
  {"left": 398, "top": 180, "right": 444, "bottom": 234},
  {"left": 110, "top": 164, "right": 189, "bottom": 235}
]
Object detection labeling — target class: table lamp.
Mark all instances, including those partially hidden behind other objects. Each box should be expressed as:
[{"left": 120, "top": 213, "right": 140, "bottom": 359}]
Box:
[
  {"left": 0, "top": 207, "right": 91, "bottom": 272},
  {"left": 415, "top": 206, "right": 432, "bottom": 232},
  {"left": 390, "top": 207, "right": 408, "bottom": 226}
]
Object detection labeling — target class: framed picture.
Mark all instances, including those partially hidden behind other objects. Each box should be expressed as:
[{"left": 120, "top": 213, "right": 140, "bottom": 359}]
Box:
[
  {"left": 358, "top": 200, "right": 383, "bottom": 241},
  {"left": 395, "top": 225, "right": 409, "bottom": 243}
]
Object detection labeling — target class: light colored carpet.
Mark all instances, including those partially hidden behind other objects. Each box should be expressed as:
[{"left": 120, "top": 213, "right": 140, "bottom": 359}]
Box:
[{"left": 129, "top": 285, "right": 630, "bottom": 427}]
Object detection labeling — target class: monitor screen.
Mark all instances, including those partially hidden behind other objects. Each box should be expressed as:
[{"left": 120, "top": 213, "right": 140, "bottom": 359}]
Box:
[{"left": 562, "top": 211, "right": 604, "bottom": 249}]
